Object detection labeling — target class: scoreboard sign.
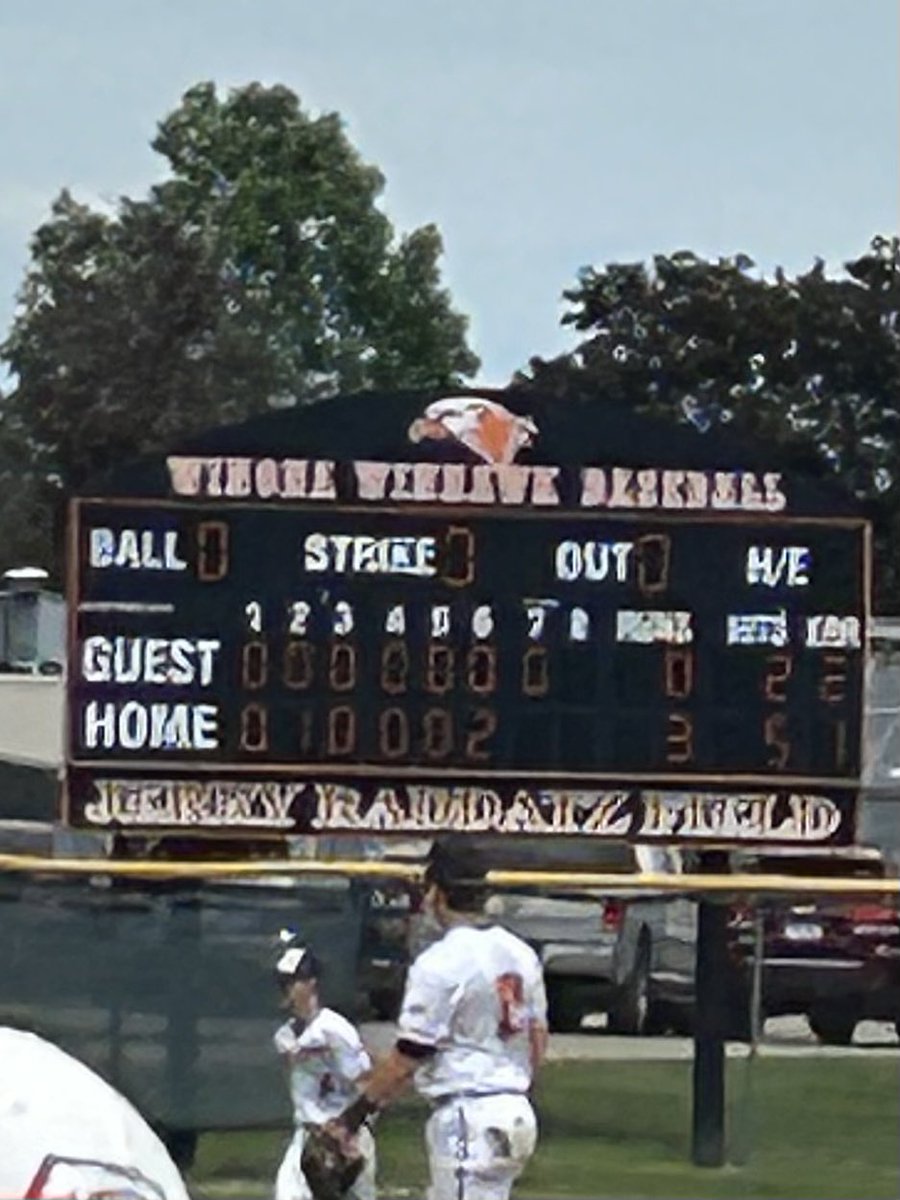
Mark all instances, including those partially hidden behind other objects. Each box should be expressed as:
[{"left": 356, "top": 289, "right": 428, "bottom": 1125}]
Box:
[{"left": 64, "top": 391, "right": 869, "bottom": 845}]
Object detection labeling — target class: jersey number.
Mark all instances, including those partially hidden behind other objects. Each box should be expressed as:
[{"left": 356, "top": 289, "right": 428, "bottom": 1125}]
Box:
[{"left": 495, "top": 972, "right": 526, "bottom": 1040}]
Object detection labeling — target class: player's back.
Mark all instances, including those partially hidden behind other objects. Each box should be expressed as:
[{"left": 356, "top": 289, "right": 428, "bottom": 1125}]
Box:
[{"left": 400, "top": 923, "right": 546, "bottom": 1101}]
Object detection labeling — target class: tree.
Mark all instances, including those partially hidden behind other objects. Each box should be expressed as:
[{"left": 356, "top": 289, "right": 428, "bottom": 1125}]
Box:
[
  {"left": 0, "top": 81, "right": 478, "bottom": 579},
  {"left": 515, "top": 236, "right": 900, "bottom": 611}
]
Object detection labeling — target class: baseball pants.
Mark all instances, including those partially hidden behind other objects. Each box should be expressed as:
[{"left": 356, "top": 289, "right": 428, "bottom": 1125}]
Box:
[
  {"left": 424, "top": 1093, "right": 537, "bottom": 1200},
  {"left": 274, "top": 1124, "right": 376, "bottom": 1200}
]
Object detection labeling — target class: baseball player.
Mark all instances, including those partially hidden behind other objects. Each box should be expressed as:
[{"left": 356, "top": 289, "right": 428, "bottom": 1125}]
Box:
[
  {"left": 317, "top": 836, "right": 549, "bottom": 1200},
  {"left": 272, "top": 933, "right": 376, "bottom": 1200}
]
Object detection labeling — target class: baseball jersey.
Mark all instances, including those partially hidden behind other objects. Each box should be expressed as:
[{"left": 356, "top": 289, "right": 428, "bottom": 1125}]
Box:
[
  {"left": 274, "top": 1007, "right": 372, "bottom": 1125},
  {"left": 397, "top": 923, "right": 548, "bottom": 1101}
]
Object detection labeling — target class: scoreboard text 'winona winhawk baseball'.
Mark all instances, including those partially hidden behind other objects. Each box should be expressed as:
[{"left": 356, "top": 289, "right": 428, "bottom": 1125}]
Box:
[{"left": 64, "top": 390, "right": 870, "bottom": 845}]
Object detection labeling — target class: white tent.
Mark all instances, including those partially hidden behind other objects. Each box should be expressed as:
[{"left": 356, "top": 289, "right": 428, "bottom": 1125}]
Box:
[{"left": 0, "top": 1027, "right": 190, "bottom": 1200}]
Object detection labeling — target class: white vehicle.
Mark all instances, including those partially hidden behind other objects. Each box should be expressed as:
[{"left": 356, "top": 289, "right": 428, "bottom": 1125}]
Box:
[
  {"left": 483, "top": 841, "right": 679, "bottom": 1033},
  {"left": 365, "top": 838, "right": 679, "bottom": 1034}
]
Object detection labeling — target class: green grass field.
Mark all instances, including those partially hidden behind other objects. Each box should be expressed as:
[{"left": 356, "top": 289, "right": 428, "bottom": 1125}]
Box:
[{"left": 191, "top": 1056, "right": 900, "bottom": 1199}]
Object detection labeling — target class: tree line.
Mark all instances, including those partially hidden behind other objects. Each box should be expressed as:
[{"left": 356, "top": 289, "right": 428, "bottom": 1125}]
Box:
[{"left": 1, "top": 81, "right": 897, "bottom": 610}]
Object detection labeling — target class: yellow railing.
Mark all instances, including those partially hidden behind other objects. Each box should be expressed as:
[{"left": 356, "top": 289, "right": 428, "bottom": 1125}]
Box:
[{"left": 0, "top": 852, "right": 897, "bottom": 896}]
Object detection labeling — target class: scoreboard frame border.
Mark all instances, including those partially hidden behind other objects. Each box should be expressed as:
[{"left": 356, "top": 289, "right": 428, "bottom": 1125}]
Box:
[{"left": 65, "top": 495, "right": 872, "bottom": 792}]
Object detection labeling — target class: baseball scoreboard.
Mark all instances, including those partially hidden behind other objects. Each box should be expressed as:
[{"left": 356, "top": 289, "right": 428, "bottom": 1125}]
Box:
[{"left": 64, "top": 392, "right": 870, "bottom": 844}]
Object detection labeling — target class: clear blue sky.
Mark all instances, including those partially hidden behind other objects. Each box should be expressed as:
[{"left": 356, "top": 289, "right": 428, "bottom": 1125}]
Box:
[{"left": 0, "top": 0, "right": 896, "bottom": 384}]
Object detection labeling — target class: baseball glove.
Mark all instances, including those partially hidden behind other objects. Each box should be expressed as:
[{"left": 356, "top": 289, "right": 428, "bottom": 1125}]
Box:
[{"left": 300, "top": 1123, "right": 365, "bottom": 1200}]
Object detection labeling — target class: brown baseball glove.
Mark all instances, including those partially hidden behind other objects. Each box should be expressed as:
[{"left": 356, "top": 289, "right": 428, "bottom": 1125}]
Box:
[{"left": 300, "top": 1123, "right": 365, "bottom": 1200}]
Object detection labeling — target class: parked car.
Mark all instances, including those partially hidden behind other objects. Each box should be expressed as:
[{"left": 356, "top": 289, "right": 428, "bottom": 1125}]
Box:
[
  {"left": 358, "top": 839, "right": 900, "bottom": 1043},
  {"left": 726, "top": 847, "right": 900, "bottom": 1043},
  {"left": 357, "top": 839, "right": 430, "bottom": 1020},
  {"left": 358, "top": 877, "right": 418, "bottom": 1020},
  {"left": 359, "top": 837, "right": 673, "bottom": 1033},
  {"left": 483, "top": 840, "right": 666, "bottom": 1033},
  {"left": 632, "top": 846, "right": 900, "bottom": 1044}
]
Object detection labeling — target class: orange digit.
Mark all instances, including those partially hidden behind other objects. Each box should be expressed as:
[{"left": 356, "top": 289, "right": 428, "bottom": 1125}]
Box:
[
  {"left": 283, "top": 641, "right": 315, "bottom": 690},
  {"left": 636, "top": 533, "right": 670, "bottom": 596},
  {"left": 239, "top": 704, "right": 268, "bottom": 752},
  {"left": 241, "top": 641, "right": 268, "bottom": 690},
  {"left": 425, "top": 644, "right": 455, "bottom": 694},
  {"left": 327, "top": 706, "right": 356, "bottom": 756},
  {"left": 441, "top": 525, "right": 476, "bottom": 587},
  {"left": 380, "top": 640, "right": 409, "bottom": 695},
  {"left": 764, "top": 712, "right": 790, "bottom": 769},
  {"left": 664, "top": 649, "right": 693, "bottom": 699},
  {"left": 466, "top": 645, "right": 497, "bottom": 695},
  {"left": 764, "top": 653, "right": 793, "bottom": 703},
  {"left": 329, "top": 642, "right": 357, "bottom": 691},
  {"left": 379, "top": 708, "right": 410, "bottom": 759},
  {"left": 423, "top": 708, "right": 453, "bottom": 759},
  {"left": 666, "top": 713, "right": 693, "bottom": 764},
  {"left": 466, "top": 708, "right": 498, "bottom": 760},
  {"left": 819, "top": 654, "right": 848, "bottom": 705},
  {"left": 521, "top": 646, "right": 550, "bottom": 697},
  {"left": 196, "top": 521, "right": 229, "bottom": 581},
  {"left": 832, "top": 718, "right": 848, "bottom": 770},
  {"left": 298, "top": 708, "right": 314, "bottom": 755}
]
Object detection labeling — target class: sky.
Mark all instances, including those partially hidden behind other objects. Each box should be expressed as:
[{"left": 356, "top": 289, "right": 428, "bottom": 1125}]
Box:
[{"left": 0, "top": 0, "right": 897, "bottom": 385}]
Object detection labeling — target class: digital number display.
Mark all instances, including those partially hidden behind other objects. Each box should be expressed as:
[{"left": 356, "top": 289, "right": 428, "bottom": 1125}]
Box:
[{"left": 68, "top": 500, "right": 867, "bottom": 785}]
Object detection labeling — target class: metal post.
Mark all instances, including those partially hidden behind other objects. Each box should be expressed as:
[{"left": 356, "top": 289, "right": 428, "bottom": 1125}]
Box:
[
  {"left": 691, "top": 850, "right": 730, "bottom": 1167},
  {"left": 731, "top": 901, "right": 765, "bottom": 1166}
]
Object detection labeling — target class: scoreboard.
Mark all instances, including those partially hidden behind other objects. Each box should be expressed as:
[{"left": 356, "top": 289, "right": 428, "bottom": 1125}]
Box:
[
  {"left": 70, "top": 502, "right": 866, "bottom": 777},
  {"left": 65, "top": 467, "right": 868, "bottom": 846}
]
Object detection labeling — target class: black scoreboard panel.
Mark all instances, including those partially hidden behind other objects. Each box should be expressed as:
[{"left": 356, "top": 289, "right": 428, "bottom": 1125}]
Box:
[{"left": 69, "top": 500, "right": 866, "bottom": 785}]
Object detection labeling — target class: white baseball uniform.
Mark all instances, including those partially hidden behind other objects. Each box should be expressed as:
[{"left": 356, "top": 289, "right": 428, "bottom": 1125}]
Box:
[
  {"left": 397, "top": 923, "right": 548, "bottom": 1200},
  {"left": 273, "top": 1007, "right": 376, "bottom": 1200},
  {"left": 0, "top": 1026, "right": 190, "bottom": 1200}
]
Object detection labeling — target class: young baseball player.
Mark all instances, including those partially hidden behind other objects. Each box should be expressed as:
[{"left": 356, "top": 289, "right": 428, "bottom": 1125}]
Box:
[
  {"left": 272, "top": 933, "right": 376, "bottom": 1200},
  {"left": 319, "top": 836, "right": 549, "bottom": 1200}
]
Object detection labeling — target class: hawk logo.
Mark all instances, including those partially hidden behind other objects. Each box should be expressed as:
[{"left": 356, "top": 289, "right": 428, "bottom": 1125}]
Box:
[{"left": 408, "top": 397, "right": 538, "bottom": 465}]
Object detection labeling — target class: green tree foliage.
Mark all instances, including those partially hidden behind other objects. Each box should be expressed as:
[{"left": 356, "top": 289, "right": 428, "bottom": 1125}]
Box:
[
  {"left": 0, "top": 81, "right": 478, "bottom": 579},
  {"left": 516, "top": 236, "right": 900, "bottom": 611}
]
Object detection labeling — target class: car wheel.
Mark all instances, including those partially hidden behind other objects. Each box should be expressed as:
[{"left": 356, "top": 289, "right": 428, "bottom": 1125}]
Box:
[
  {"left": 809, "top": 1005, "right": 858, "bottom": 1046},
  {"left": 546, "top": 980, "right": 584, "bottom": 1033},
  {"left": 608, "top": 938, "right": 651, "bottom": 1035}
]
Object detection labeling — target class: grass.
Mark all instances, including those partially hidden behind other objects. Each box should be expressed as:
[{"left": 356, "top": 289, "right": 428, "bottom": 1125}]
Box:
[{"left": 191, "top": 1057, "right": 900, "bottom": 1199}]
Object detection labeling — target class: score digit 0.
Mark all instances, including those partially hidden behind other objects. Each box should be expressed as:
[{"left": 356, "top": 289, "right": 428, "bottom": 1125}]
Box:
[
  {"left": 239, "top": 704, "right": 268, "bottom": 752},
  {"left": 635, "top": 533, "right": 671, "bottom": 596},
  {"left": 663, "top": 648, "right": 693, "bottom": 699},
  {"left": 241, "top": 641, "right": 269, "bottom": 690},
  {"left": 196, "top": 521, "right": 229, "bottom": 581},
  {"left": 329, "top": 642, "right": 357, "bottom": 691},
  {"left": 380, "top": 640, "right": 409, "bottom": 695}
]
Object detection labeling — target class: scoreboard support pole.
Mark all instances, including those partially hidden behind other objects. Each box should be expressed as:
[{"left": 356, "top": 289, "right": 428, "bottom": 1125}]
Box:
[{"left": 691, "top": 850, "right": 730, "bottom": 1168}]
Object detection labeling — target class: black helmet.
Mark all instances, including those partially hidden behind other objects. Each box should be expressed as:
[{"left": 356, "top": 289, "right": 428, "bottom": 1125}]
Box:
[
  {"left": 273, "top": 930, "right": 321, "bottom": 983},
  {"left": 424, "top": 835, "right": 489, "bottom": 911}
]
